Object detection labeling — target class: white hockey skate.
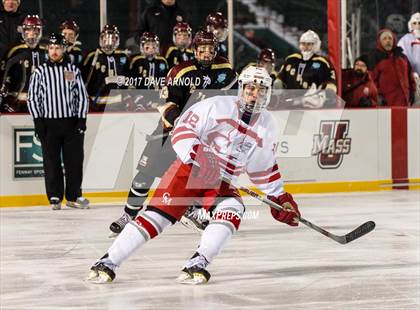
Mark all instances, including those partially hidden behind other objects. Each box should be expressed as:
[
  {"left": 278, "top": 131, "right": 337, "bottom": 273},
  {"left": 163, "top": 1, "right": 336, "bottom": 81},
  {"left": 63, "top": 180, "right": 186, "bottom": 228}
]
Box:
[{"left": 176, "top": 253, "right": 211, "bottom": 285}]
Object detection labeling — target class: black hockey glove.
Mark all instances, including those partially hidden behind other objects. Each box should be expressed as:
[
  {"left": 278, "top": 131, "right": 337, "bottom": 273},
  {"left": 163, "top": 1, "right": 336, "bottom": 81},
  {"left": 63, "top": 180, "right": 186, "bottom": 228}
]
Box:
[
  {"left": 75, "top": 118, "right": 87, "bottom": 134},
  {"left": 34, "top": 118, "right": 46, "bottom": 139}
]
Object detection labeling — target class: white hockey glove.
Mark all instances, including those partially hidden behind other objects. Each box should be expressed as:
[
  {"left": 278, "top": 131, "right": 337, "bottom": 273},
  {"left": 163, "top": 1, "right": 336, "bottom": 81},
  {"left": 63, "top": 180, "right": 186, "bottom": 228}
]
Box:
[{"left": 301, "top": 84, "right": 326, "bottom": 108}]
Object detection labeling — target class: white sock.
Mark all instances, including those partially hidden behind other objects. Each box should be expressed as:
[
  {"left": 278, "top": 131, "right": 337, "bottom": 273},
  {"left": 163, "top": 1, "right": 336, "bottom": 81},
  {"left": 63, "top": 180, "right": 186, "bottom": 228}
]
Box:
[
  {"left": 197, "top": 223, "right": 233, "bottom": 263},
  {"left": 104, "top": 210, "right": 171, "bottom": 267}
]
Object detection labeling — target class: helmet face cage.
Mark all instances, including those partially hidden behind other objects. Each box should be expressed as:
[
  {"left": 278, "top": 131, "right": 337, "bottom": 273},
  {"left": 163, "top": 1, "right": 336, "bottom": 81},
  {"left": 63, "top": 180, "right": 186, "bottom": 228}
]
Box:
[
  {"left": 207, "top": 24, "right": 228, "bottom": 42},
  {"left": 21, "top": 15, "right": 43, "bottom": 48},
  {"left": 140, "top": 32, "right": 160, "bottom": 57},
  {"left": 172, "top": 22, "right": 192, "bottom": 49},
  {"left": 408, "top": 12, "right": 420, "bottom": 37},
  {"left": 99, "top": 25, "right": 119, "bottom": 54},
  {"left": 192, "top": 31, "right": 218, "bottom": 66},
  {"left": 299, "top": 30, "right": 321, "bottom": 61},
  {"left": 238, "top": 66, "right": 272, "bottom": 113}
]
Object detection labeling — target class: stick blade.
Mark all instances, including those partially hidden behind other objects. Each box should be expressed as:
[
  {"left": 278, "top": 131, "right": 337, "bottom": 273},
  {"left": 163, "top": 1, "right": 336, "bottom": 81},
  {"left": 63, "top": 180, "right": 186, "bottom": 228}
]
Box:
[{"left": 342, "top": 221, "right": 376, "bottom": 244}]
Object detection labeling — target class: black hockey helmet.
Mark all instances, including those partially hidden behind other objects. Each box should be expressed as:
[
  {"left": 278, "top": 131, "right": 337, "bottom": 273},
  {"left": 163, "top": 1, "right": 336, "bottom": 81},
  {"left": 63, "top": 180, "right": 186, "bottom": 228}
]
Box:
[{"left": 47, "top": 33, "right": 67, "bottom": 47}]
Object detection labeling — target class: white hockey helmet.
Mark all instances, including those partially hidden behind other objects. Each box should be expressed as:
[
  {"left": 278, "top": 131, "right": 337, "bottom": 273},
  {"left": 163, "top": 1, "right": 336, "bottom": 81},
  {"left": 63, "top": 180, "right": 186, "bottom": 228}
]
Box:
[
  {"left": 299, "top": 30, "right": 321, "bottom": 61},
  {"left": 238, "top": 65, "right": 272, "bottom": 113},
  {"left": 408, "top": 12, "right": 420, "bottom": 38}
]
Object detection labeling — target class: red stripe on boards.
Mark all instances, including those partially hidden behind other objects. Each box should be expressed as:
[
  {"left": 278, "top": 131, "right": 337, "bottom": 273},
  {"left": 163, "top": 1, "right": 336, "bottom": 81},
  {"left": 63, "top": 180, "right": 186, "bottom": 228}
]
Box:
[{"left": 391, "top": 108, "right": 408, "bottom": 189}]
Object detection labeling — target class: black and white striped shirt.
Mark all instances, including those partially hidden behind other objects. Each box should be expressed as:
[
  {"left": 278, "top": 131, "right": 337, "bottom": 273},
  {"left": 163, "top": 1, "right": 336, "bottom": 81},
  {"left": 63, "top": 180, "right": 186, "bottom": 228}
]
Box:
[{"left": 27, "top": 60, "right": 88, "bottom": 119}]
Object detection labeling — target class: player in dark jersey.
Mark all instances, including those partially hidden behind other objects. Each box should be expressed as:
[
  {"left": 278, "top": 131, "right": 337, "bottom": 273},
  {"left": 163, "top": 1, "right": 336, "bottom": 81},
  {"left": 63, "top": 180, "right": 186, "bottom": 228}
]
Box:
[
  {"left": 277, "top": 30, "right": 336, "bottom": 108},
  {"left": 165, "top": 22, "right": 194, "bottom": 69},
  {"left": 128, "top": 32, "right": 168, "bottom": 110},
  {"left": 82, "top": 24, "right": 129, "bottom": 112},
  {"left": 206, "top": 12, "right": 228, "bottom": 59},
  {"left": 109, "top": 30, "right": 237, "bottom": 236},
  {"left": 129, "top": 32, "right": 168, "bottom": 90},
  {"left": 0, "top": 15, "right": 47, "bottom": 112},
  {"left": 244, "top": 48, "right": 277, "bottom": 85},
  {"left": 60, "top": 20, "right": 83, "bottom": 67}
]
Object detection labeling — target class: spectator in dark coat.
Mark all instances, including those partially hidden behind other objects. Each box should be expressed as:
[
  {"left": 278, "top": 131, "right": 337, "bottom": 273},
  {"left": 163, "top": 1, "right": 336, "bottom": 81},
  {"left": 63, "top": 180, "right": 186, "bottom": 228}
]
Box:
[
  {"left": 342, "top": 56, "right": 378, "bottom": 108},
  {"left": 137, "top": 0, "right": 189, "bottom": 55},
  {"left": 368, "top": 28, "right": 416, "bottom": 106},
  {"left": 0, "top": 0, "right": 24, "bottom": 60}
]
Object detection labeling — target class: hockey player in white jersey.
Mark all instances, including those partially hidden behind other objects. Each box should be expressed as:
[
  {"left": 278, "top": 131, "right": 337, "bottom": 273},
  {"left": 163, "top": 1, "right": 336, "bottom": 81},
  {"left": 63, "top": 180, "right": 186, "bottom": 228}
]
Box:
[
  {"left": 398, "top": 12, "right": 420, "bottom": 74},
  {"left": 86, "top": 66, "right": 301, "bottom": 285},
  {"left": 398, "top": 12, "right": 420, "bottom": 103}
]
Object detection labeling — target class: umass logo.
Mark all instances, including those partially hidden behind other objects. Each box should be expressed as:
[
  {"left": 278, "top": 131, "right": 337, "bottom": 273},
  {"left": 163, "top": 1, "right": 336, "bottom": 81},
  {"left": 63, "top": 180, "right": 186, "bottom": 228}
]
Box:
[{"left": 311, "top": 120, "right": 352, "bottom": 169}]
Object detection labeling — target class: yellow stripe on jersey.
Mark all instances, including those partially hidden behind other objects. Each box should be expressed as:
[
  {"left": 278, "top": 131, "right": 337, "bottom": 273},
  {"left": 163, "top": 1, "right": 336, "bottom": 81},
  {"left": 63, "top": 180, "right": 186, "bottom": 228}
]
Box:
[
  {"left": 7, "top": 44, "right": 28, "bottom": 59},
  {"left": 155, "top": 56, "right": 168, "bottom": 66},
  {"left": 165, "top": 46, "right": 176, "bottom": 59},
  {"left": 129, "top": 55, "right": 145, "bottom": 70},
  {"left": 174, "top": 65, "right": 197, "bottom": 79},
  {"left": 211, "top": 63, "right": 232, "bottom": 70},
  {"left": 114, "top": 50, "right": 128, "bottom": 55},
  {"left": 312, "top": 56, "right": 331, "bottom": 68},
  {"left": 286, "top": 53, "right": 302, "bottom": 60},
  {"left": 83, "top": 50, "right": 100, "bottom": 66}
]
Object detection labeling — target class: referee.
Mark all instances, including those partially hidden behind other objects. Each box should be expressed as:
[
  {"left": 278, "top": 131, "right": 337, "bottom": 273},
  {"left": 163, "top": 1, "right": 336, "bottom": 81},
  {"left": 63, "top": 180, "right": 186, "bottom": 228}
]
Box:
[{"left": 28, "top": 33, "right": 89, "bottom": 210}]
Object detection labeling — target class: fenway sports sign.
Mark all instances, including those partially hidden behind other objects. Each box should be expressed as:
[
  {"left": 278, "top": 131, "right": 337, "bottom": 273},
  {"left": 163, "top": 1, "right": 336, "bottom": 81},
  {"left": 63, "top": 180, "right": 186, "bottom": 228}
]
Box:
[
  {"left": 311, "top": 120, "right": 352, "bottom": 169},
  {"left": 13, "top": 128, "right": 44, "bottom": 178}
]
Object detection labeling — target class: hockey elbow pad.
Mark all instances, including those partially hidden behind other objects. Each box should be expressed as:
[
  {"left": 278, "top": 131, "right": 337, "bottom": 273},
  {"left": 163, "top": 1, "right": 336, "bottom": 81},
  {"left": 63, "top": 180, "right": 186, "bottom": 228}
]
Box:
[{"left": 157, "top": 102, "right": 181, "bottom": 130}]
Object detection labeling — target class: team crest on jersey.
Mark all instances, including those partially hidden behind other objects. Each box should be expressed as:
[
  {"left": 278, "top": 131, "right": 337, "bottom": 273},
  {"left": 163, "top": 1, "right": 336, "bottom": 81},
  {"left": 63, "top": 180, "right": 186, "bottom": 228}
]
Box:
[
  {"left": 162, "top": 192, "right": 172, "bottom": 205},
  {"left": 159, "top": 63, "right": 166, "bottom": 71},
  {"left": 217, "top": 73, "right": 226, "bottom": 83},
  {"left": 311, "top": 120, "right": 352, "bottom": 169},
  {"left": 120, "top": 57, "right": 127, "bottom": 65},
  {"left": 312, "top": 62, "right": 321, "bottom": 69},
  {"left": 64, "top": 71, "right": 75, "bottom": 81},
  {"left": 235, "top": 141, "right": 253, "bottom": 153}
]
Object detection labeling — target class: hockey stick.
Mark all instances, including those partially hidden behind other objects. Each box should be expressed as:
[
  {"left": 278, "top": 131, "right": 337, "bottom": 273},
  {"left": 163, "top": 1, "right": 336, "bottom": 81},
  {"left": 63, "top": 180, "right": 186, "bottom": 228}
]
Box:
[
  {"left": 222, "top": 177, "right": 375, "bottom": 244},
  {"left": 85, "top": 48, "right": 100, "bottom": 88},
  {"left": 0, "top": 56, "right": 27, "bottom": 112}
]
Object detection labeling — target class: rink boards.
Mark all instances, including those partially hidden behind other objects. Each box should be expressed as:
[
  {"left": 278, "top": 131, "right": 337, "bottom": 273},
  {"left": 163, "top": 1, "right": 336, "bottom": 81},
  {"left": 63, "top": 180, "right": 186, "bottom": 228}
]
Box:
[{"left": 0, "top": 108, "right": 419, "bottom": 207}]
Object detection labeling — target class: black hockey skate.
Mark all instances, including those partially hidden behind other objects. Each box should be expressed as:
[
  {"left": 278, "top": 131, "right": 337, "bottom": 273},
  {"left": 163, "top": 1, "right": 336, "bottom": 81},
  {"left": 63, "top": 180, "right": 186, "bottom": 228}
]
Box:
[
  {"left": 109, "top": 212, "right": 133, "bottom": 237},
  {"left": 86, "top": 262, "right": 116, "bottom": 284},
  {"left": 180, "top": 205, "right": 210, "bottom": 232},
  {"left": 176, "top": 266, "right": 211, "bottom": 285}
]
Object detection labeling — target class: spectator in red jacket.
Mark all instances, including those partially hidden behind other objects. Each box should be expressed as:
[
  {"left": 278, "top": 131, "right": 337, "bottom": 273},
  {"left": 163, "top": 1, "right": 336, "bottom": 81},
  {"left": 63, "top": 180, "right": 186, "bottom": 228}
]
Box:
[
  {"left": 342, "top": 56, "right": 378, "bottom": 108},
  {"left": 368, "top": 29, "right": 416, "bottom": 106}
]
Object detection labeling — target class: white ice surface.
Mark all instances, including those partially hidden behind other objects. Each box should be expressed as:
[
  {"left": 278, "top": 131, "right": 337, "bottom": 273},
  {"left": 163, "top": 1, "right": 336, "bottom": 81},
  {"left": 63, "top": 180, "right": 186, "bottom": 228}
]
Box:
[{"left": 1, "top": 191, "right": 419, "bottom": 310}]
